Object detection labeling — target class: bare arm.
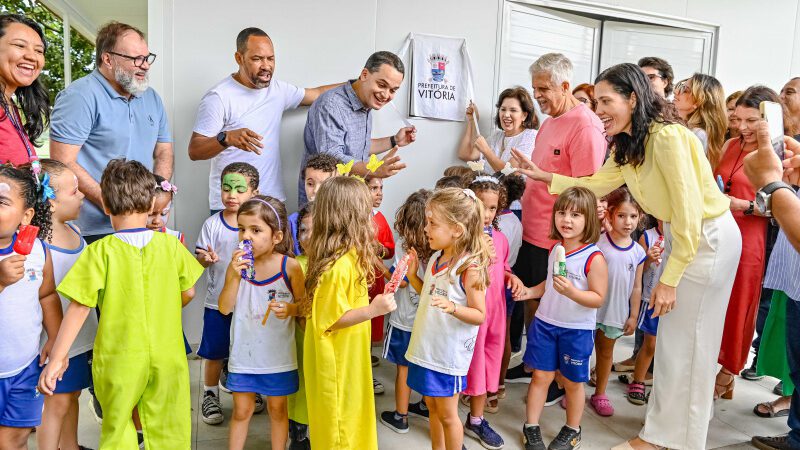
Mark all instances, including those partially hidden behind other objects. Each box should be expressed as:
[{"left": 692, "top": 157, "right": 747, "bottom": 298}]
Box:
[
  {"left": 329, "top": 293, "right": 395, "bottom": 331},
  {"left": 218, "top": 249, "right": 246, "bottom": 315},
  {"left": 431, "top": 267, "right": 486, "bottom": 326},
  {"left": 773, "top": 189, "right": 800, "bottom": 251},
  {"left": 38, "top": 302, "right": 90, "bottom": 395},
  {"left": 300, "top": 83, "right": 346, "bottom": 107},
  {"left": 50, "top": 141, "right": 102, "bottom": 208},
  {"left": 457, "top": 119, "right": 480, "bottom": 161},
  {"left": 515, "top": 280, "right": 545, "bottom": 301},
  {"left": 628, "top": 263, "right": 644, "bottom": 323},
  {"left": 181, "top": 287, "right": 195, "bottom": 307},
  {"left": 153, "top": 142, "right": 174, "bottom": 180},
  {"left": 38, "top": 254, "right": 63, "bottom": 365},
  {"left": 553, "top": 254, "right": 607, "bottom": 308}
]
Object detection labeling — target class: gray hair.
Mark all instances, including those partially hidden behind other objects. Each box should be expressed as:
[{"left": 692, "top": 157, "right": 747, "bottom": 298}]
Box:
[
  {"left": 529, "top": 53, "right": 573, "bottom": 86},
  {"left": 364, "top": 51, "right": 405, "bottom": 75}
]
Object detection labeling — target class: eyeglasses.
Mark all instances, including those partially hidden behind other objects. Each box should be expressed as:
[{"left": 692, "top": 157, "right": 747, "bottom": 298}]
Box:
[
  {"left": 674, "top": 81, "right": 690, "bottom": 95},
  {"left": 107, "top": 51, "right": 157, "bottom": 67},
  {"left": 646, "top": 73, "right": 664, "bottom": 81},
  {"left": 576, "top": 97, "right": 589, "bottom": 104}
]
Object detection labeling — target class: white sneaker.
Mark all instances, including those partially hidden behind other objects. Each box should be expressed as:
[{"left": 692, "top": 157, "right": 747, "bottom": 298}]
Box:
[
  {"left": 254, "top": 393, "right": 266, "bottom": 414},
  {"left": 373, "top": 378, "right": 385, "bottom": 395}
]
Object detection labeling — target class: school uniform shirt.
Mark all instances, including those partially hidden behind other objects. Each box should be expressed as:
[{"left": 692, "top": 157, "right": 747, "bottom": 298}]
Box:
[
  {"left": 641, "top": 227, "right": 666, "bottom": 302},
  {"left": 41, "top": 225, "right": 98, "bottom": 358},
  {"left": 497, "top": 210, "right": 522, "bottom": 267},
  {"left": 387, "top": 242, "right": 426, "bottom": 332},
  {"left": 229, "top": 256, "right": 297, "bottom": 374},
  {"left": 595, "top": 233, "right": 646, "bottom": 329},
  {"left": 405, "top": 252, "right": 479, "bottom": 376},
  {"left": 535, "top": 242, "right": 603, "bottom": 331},
  {"left": 196, "top": 212, "right": 240, "bottom": 309},
  {"left": 0, "top": 236, "right": 46, "bottom": 378},
  {"left": 159, "top": 227, "right": 185, "bottom": 245}
]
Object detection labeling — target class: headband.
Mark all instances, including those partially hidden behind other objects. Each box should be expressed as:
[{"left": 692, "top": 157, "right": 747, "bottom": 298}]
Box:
[
  {"left": 157, "top": 180, "right": 178, "bottom": 194},
  {"left": 474, "top": 175, "right": 499, "bottom": 184},
  {"left": 246, "top": 198, "right": 281, "bottom": 230},
  {"left": 462, "top": 188, "right": 478, "bottom": 202}
]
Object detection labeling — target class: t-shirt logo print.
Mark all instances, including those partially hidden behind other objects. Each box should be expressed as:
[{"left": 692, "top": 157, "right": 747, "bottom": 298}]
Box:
[{"left": 428, "top": 53, "right": 449, "bottom": 83}]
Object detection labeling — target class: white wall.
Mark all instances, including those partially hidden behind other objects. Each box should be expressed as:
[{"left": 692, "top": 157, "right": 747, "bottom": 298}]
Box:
[{"left": 152, "top": 0, "right": 800, "bottom": 344}]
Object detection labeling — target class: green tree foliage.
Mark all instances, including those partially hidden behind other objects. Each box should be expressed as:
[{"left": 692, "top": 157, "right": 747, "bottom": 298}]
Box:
[{"left": 0, "top": 0, "right": 95, "bottom": 104}]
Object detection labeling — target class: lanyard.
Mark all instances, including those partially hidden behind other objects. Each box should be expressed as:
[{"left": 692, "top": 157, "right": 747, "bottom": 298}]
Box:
[{"left": 2, "top": 101, "right": 34, "bottom": 160}]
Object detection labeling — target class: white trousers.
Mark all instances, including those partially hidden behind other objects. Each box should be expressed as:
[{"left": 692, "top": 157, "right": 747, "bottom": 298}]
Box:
[{"left": 640, "top": 211, "right": 742, "bottom": 450}]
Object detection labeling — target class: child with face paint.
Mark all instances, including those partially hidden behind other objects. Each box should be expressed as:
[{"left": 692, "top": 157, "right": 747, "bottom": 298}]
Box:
[
  {"left": 195, "top": 162, "right": 263, "bottom": 426},
  {"left": 0, "top": 164, "right": 61, "bottom": 449},
  {"left": 34, "top": 159, "right": 99, "bottom": 450}
]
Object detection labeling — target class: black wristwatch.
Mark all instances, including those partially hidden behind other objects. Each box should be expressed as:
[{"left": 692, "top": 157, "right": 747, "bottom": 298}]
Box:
[
  {"left": 744, "top": 201, "right": 754, "bottom": 216},
  {"left": 389, "top": 135, "right": 397, "bottom": 149},
  {"left": 755, "top": 181, "right": 796, "bottom": 217},
  {"left": 216, "top": 131, "right": 227, "bottom": 147}
]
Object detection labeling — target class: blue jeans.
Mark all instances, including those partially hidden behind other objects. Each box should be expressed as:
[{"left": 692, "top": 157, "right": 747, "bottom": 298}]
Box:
[{"left": 786, "top": 296, "right": 800, "bottom": 447}]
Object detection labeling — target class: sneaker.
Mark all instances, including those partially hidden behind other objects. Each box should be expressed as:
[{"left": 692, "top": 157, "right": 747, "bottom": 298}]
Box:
[
  {"left": 626, "top": 381, "right": 647, "bottom": 406},
  {"left": 78, "top": 446, "right": 94, "bottom": 450},
  {"left": 544, "top": 381, "right": 565, "bottom": 406},
  {"left": 380, "top": 410, "right": 409, "bottom": 433},
  {"left": 88, "top": 395, "right": 103, "bottom": 425},
  {"left": 289, "top": 437, "right": 311, "bottom": 450},
  {"left": 408, "top": 399, "right": 430, "bottom": 421},
  {"left": 373, "top": 378, "right": 385, "bottom": 394},
  {"left": 505, "top": 364, "right": 532, "bottom": 384},
  {"left": 752, "top": 434, "right": 793, "bottom": 450},
  {"left": 372, "top": 355, "right": 379, "bottom": 367},
  {"left": 590, "top": 394, "right": 614, "bottom": 416},
  {"left": 289, "top": 420, "right": 311, "bottom": 450},
  {"left": 548, "top": 425, "right": 581, "bottom": 450},
  {"left": 465, "top": 414, "right": 504, "bottom": 449},
  {"left": 254, "top": 393, "right": 266, "bottom": 414},
  {"left": 522, "top": 424, "right": 546, "bottom": 450},
  {"left": 201, "top": 391, "right": 224, "bottom": 425},
  {"left": 219, "top": 367, "right": 231, "bottom": 394},
  {"left": 137, "top": 431, "right": 145, "bottom": 449},
  {"left": 774, "top": 381, "right": 784, "bottom": 396},
  {"left": 741, "top": 365, "right": 764, "bottom": 381}
]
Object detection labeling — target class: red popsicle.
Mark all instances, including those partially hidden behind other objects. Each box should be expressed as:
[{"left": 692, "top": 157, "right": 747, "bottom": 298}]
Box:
[
  {"left": 384, "top": 253, "right": 412, "bottom": 295},
  {"left": 13, "top": 225, "right": 39, "bottom": 255}
]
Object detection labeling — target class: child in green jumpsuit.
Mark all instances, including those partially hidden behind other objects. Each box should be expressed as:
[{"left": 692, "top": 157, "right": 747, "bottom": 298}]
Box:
[{"left": 39, "top": 160, "right": 204, "bottom": 450}]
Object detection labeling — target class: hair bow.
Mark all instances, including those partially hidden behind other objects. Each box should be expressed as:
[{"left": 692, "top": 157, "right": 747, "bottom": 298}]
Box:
[
  {"left": 158, "top": 180, "right": 179, "bottom": 194},
  {"left": 462, "top": 188, "right": 478, "bottom": 201},
  {"left": 40, "top": 172, "right": 55, "bottom": 202},
  {"left": 466, "top": 160, "right": 485, "bottom": 172}
]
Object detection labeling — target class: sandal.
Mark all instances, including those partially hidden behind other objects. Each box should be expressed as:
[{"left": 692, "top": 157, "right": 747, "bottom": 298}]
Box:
[
  {"left": 714, "top": 372, "right": 735, "bottom": 400},
  {"left": 618, "top": 373, "right": 653, "bottom": 386},
  {"left": 485, "top": 393, "right": 499, "bottom": 414},
  {"left": 588, "top": 367, "right": 597, "bottom": 387},
  {"left": 627, "top": 381, "right": 647, "bottom": 405},
  {"left": 753, "top": 400, "right": 790, "bottom": 418},
  {"left": 459, "top": 394, "right": 471, "bottom": 407},
  {"left": 497, "top": 384, "right": 506, "bottom": 400}
]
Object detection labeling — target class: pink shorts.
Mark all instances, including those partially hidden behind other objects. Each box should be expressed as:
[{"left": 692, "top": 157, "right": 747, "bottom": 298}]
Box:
[{"left": 464, "top": 286, "right": 506, "bottom": 396}]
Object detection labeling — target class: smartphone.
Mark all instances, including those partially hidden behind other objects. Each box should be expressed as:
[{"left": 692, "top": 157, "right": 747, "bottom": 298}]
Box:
[{"left": 760, "top": 101, "right": 785, "bottom": 160}]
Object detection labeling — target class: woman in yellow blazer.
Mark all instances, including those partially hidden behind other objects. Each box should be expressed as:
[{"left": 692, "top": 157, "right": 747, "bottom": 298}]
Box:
[{"left": 513, "top": 63, "right": 742, "bottom": 450}]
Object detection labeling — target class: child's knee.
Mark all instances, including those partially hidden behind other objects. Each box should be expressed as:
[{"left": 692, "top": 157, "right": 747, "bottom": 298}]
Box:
[
  {"left": 532, "top": 370, "right": 555, "bottom": 385},
  {"left": 267, "top": 398, "right": 288, "bottom": 419},
  {"left": 44, "top": 393, "right": 73, "bottom": 417},
  {"left": 232, "top": 399, "right": 255, "bottom": 421},
  {"left": 561, "top": 378, "right": 584, "bottom": 393}
]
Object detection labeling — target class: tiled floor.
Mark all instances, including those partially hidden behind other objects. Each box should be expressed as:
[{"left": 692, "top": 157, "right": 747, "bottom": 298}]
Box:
[{"left": 28, "top": 336, "right": 788, "bottom": 449}]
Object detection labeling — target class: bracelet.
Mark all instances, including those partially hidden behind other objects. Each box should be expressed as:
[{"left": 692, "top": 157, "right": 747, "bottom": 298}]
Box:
[
  {"left": 449, "top": 301, "right": 457, "bottom": 315},
  {"left": 390, "top": 135, "right": 397, "bottom": 148}
]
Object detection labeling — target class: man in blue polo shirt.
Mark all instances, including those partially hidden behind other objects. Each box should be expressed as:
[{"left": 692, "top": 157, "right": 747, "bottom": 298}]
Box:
[{"left": 50, "top": 21, "right": 173, "bottom": 243}]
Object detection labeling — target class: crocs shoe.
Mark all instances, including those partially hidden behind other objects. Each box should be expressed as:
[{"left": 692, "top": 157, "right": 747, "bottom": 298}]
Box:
[{"left": 590, "top": 393, "right": 614, "bottom": 417}]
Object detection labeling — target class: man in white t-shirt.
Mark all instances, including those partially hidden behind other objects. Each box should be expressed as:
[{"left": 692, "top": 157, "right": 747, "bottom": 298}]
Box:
[{"left": 189, "top": 27, "right": 342, "bottom": 211}]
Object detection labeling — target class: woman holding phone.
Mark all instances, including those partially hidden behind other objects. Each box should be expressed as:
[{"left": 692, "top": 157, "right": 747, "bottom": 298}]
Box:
[{"left": 513, "top": 63, "right": 741, "bottom": 450}]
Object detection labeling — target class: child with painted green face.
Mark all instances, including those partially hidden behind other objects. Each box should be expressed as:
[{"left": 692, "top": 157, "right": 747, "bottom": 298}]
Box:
[{"left": 195, "top": 162, "right": 263, "bottom": 426}]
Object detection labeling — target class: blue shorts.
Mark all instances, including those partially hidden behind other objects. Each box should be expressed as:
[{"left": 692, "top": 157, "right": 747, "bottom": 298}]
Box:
[
  {"left": 505, "top": 288, "right": 515, "bottom": 318},
  {"left": 183, "top": 333, "right": 191, "bottom": 355},
  {"left": 227, "top": 370, "right": 299, "bottom": 396},
  {"left": 0, "top": 357, "right": 44, "bottom": 427},
  {"left": 53, "top": 351, "right": 92, "bottom": 394},
  {"left": 407, "top": 363, "right": 466, "bottom": 397},
  {"left": 197, "top": 307, "right": 232, "bottom": 360},
  {"left": 523, "top": 318, "right": 594, "bottom": 383},
  {"left": 382, "top": 325, "right": 411, "bottom": 366},
  {"left": 638, "top": 301, "right": 660, "bottom": 336}
]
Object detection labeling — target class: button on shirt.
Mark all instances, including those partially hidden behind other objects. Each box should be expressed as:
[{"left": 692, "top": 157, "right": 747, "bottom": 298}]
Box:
[
  {"left": 50, "top": 70, "right": 172, "bottom": 236},
  {"left": 301, "top": 80, "right": 371, "bottom": 205}
]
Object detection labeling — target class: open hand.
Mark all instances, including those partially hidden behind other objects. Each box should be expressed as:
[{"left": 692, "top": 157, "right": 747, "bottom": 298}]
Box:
[
  {"left": 374, "top": 146, "right": 407, "bottom": 178},
  {"left": 196, "top": 245, "right": 219, "bottom": 267},
  {"left": 226, "top": 128, "right": 264, "bottom": 154},
  {"left": 511, "top": 148, "right": 550, "bottom": 182}
]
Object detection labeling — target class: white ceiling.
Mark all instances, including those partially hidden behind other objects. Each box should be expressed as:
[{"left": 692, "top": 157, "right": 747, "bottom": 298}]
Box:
[{"left": 41, "top": 0, "right": 147, "bottom": 40}]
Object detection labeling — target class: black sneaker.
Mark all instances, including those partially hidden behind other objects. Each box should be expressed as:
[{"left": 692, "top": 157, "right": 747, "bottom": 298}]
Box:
[
  {"left": 408, "top": 400, "right": 430, "bottom": 421},
  {"left": 544, "top": 381, "right": 566, "bottom": 406},
  {"left": 289, "top": 420, "right": 311, "bottom": 450},
  {"left": 201, "top": 391, "right": 224, "bottom": 425},
  {"left": 522, "top": 424, "right": 546, "bottom": 450},
  {"left": 380, "top": 410, "right": 409, "bottom": 433},
  {"left": 741, "top": 363, "right": 765, "bottom": 381},
  {"left": 752, "top": 434, "right": 793, "bottom": 450},
  {"left": 464, "top": 414, "right": 504, "bottom": 449},
  {"left": 774, "top": 381, "right": 784, "bottom": 396},
  {"left": 548, "top": 425, "right": 581, "bottom": 450},
  {"left": 254, "top": 393, "right": 266, "bottom": 414},
  {"left": 372, "top": 355, "right": 380, "bottom": 367},
  {"left": 88, "top": 395, "right": 103, "bottom": 424},
  {"left": 505, "top": 363, "right": 532, "bottom": 384}
]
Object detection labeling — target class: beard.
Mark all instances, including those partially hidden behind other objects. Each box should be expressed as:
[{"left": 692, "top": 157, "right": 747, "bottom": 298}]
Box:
[
  {"left": 248, "top": 69, "right": 272, "bottom": 89},
  {"left": 114, "top": 65, "right": 149, "bottom": 95}
]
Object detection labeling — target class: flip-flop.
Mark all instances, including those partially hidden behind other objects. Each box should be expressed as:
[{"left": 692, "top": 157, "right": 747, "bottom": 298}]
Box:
[
  {"left": 753, "top": 401, "right": 790, "bottom": 418},
  {"left": 618, "top": 373, "right": 653, "bottom": 386}
]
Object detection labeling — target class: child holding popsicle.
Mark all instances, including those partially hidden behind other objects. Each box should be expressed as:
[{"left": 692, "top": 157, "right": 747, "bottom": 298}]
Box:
[
  {"left": 0, "top": 163, "right": 61, "bottom": 449},
  {"left": 516, "top": 187, "right": 607, "bottom": 450},
  {"left": 218, "top": 195, "right": 305, "bottom": 450},
  {"left": 34, "top": 159, "right": 99, "bottom": 450},
  {"left": 404, "top": 187, "right": 490, "bottom": 450}
]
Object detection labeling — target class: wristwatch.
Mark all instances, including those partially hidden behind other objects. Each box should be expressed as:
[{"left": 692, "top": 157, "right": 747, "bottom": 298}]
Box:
[
  {"left": 755, "top": 181, "right": 796, "bottom": 217},
  {"left": 216, "top": 131, "right": 227, "bottom": 147},
  {"left": 744, "top": 201, "right": 754, "bottom": 216},
  {"left": 390, "top": 135, "right": 397, "bottom": 148}
]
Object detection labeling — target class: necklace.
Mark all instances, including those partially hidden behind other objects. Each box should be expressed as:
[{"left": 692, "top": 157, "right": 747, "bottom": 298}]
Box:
[
  {"left": 724, "top": 139, "right": 750, "bottom": 194},
  {"left": 2, "top": 98, "right": 34, "bottom": 160}
]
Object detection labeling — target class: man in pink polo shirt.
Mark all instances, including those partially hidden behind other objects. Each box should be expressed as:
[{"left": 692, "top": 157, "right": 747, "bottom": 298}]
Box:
[{"left": 505, "top": 53, "right": 607, "bottom": 387}]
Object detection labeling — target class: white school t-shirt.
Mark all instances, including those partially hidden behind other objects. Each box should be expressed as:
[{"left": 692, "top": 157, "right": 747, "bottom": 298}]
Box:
[
  {"left": 497, "top": 210, "right": 522, "bottom": 267},
  {"left": 535, "top": 243, "right": 603, "bottom": 330},
  {"left": 405, "top": 252, "right": 479, "bottom": 376},
  {"left": 387, "top": 242, "right": 427, "bottom": 332},
  {"left": 195, "top": 212, "right": 240, "bottom": 309},
  {"left": 641, "top": 228, "right": 666, "bottom": 302},
  {"left": 41, "top": 225, "right": 98, "bottom": 358},
  {"left": 193, "top": 76, "right": 305, "bottom": 209},
  {"left": 229, "top": 256, "right": 297, "bottom": 374},
  {"left": 595, "top": 233, "right": 646, "bottom": 329},
  {"left": 485, "top": 128, "right": 536, "bottom": 210},
  {"left": 0, "top": 236, "right": 46, "bottom": 378}
]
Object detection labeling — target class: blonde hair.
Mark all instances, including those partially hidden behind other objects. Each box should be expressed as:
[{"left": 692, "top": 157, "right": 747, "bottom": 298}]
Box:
[
  {"left": 686, "top": 73, "right": 728, "bottom": 169},
  {"left": 549, "top": 187, "right": 601, "bottom": 244},
  {"left": 427, "top": 188, "right": 491, "bottom": 290},
  {"left": 303, "top": 177, "right": 377, "bottom": 317}
]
